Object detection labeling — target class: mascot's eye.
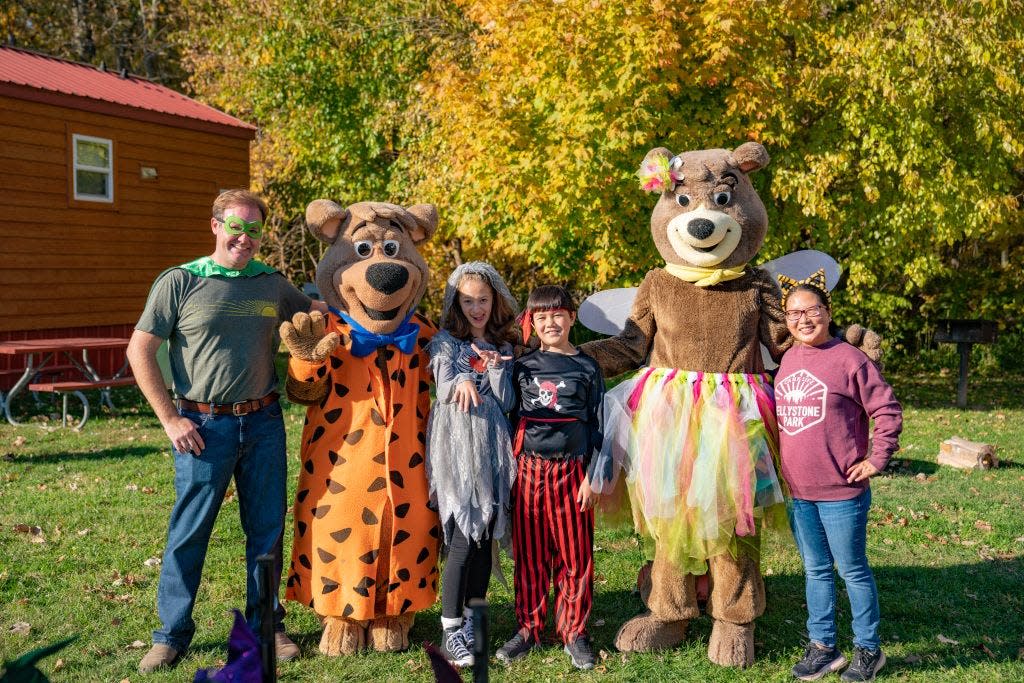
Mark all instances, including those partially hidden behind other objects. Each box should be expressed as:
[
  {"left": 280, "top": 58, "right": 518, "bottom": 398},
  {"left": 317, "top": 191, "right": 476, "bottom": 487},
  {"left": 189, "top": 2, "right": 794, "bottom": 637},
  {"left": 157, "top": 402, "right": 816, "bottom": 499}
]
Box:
[
  {"left": 354, "top": 240, "right": 373, "bottom": 259},
  {"left": 675, "top": 194, "right": 691, "bottom": 207},
  {"left": 382, "top": 240, "right": 400, "bottom": 258},
  {"left": 714, "top": 191, "right": 732, "bottom": 206}
]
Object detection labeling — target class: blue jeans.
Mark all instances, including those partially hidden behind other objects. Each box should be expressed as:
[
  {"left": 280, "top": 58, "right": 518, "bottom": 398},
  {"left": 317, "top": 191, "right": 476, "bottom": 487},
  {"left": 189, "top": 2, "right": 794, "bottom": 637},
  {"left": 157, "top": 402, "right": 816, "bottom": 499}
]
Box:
[
  {"left": 788, "top": 488, "right": 880, "bottom": 650},
  {"left": 153, "top": 402, "right": 287, "bottom": 650}
]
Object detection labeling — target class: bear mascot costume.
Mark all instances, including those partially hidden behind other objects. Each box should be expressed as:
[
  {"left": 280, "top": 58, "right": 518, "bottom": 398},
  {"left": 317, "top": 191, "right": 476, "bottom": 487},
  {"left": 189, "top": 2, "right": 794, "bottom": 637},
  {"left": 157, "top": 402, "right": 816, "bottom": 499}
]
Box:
[
  {"left": 281, "top": 200, "right": 440, "bottom": 655},
  {"left": 581, "top": 143, "right": 878, "bottom": 667}
]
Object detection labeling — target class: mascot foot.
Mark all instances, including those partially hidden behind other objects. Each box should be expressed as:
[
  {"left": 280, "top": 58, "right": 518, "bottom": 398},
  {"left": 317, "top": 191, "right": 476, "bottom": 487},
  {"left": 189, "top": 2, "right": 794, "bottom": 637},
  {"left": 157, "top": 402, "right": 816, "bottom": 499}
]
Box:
[
  {"left": 707, "top": 620, "right": 755, "bottom": 668},
  {"left": 614, "top": 613, "right": 688, "bottom": 652},
  {"left": 319, "top": 616, "right": 367, "bottom": 656},
  {"left": 368, "top": 613, "right": 415, "bottom": 652}
]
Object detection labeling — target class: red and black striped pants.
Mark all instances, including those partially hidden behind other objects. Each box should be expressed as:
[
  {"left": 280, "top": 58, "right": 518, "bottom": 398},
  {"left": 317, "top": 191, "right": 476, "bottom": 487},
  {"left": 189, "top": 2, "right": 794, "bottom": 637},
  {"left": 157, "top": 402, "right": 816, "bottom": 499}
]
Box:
[{"left": 511, "top": 453, "right": 594, "bottom": 643}]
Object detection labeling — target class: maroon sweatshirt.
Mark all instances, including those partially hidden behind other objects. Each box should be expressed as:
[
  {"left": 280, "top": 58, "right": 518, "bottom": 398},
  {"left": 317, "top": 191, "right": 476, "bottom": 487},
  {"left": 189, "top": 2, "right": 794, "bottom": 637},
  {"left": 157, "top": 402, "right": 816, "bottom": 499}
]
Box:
[{"left": 776, "top": 338, "right": 903, "bottom": 501}]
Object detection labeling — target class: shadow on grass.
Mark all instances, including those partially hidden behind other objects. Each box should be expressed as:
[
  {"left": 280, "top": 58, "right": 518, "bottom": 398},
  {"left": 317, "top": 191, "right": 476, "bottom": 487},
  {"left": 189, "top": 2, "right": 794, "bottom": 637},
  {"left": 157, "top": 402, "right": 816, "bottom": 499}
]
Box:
[
  {"left": 6, "top": 445, "right": 162, "bottom": 464},
  {"left": 759, "top": 556, "right": 1024, "bottom": 672}
]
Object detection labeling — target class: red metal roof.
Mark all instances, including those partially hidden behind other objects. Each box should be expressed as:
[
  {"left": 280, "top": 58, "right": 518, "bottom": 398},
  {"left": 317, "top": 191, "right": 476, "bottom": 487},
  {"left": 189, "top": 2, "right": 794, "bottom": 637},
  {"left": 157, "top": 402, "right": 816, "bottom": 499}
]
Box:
[{"left": 0, "top": 46, "right": 256, "bottom": 139}]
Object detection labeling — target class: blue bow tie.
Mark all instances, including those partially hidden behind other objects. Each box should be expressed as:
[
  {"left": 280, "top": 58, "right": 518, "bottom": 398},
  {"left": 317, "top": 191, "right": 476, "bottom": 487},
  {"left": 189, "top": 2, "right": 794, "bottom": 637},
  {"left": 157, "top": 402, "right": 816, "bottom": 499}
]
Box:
[{"left": 330, "top": 307, "right": 421, "bottom": 358}]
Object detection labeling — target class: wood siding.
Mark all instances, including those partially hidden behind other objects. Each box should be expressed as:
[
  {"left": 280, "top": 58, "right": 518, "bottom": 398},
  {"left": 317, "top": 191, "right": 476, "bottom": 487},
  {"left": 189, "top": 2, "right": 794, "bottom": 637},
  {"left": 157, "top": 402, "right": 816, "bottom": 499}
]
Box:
[{"left": 0, "top": 94, "right": 251, "bottom": 334}]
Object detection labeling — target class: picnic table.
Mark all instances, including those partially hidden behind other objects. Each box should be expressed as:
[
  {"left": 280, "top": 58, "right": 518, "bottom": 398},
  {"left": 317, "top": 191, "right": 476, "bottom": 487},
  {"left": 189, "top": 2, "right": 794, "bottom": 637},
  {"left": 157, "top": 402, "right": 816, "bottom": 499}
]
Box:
[{"left": 0, "top": 337, "right": 134, "bottom": 428}]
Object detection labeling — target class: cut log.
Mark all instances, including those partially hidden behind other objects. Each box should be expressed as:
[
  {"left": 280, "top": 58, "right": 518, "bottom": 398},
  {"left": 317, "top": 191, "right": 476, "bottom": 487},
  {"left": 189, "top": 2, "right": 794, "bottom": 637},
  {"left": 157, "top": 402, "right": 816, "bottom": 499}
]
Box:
[{"left": 937, "top": 437, "right": 998, "bottom": 470}]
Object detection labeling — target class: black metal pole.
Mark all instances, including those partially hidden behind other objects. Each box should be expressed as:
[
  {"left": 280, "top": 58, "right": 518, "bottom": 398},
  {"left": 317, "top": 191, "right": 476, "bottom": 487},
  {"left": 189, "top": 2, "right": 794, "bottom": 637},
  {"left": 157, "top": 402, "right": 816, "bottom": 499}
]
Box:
[
  {"left": 256, "top": 553, "right": 277, "bottom": 682},
  {"left": 957, "top": 342, "right": 971, "bottom": 408},
  {"left": 469, "top": 598, "right": 489, "bottom": 683}
]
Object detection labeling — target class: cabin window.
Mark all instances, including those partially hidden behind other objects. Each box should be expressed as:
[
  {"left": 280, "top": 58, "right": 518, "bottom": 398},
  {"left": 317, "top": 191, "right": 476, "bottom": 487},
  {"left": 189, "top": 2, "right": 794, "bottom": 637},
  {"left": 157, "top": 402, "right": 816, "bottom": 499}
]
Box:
[{"left": 72, "top": 134, "right": 114, "bottom": 202}]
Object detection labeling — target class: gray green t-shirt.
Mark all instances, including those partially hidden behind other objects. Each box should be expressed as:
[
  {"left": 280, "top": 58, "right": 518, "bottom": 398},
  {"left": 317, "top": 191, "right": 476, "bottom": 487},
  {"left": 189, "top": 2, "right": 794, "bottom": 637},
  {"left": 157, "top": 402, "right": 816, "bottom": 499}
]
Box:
[{"left": 136, "top": 268, "right": 310, "bottom": 403}]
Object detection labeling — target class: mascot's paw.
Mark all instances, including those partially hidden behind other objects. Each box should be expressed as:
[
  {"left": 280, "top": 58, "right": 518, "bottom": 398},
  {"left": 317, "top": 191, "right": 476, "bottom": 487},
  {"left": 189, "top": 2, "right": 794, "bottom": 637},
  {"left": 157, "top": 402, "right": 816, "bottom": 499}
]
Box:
[
  {"left": 319, "top": 616, "right": 367, "bottom": 656},
  {"left": 280, "top": 311, "right": 340, "bottom": 363},
  {"left": 707, "top": 620, "right": 755, "bottom": 668},
  {"left": 368, "top": 613, "right": 414, "bottom": 652},
  {"left": 614, "top": 613, "right": 688, "bottom": 652},
  {"left": 841, "top": 324, "right": 883, "bottom": 364}
]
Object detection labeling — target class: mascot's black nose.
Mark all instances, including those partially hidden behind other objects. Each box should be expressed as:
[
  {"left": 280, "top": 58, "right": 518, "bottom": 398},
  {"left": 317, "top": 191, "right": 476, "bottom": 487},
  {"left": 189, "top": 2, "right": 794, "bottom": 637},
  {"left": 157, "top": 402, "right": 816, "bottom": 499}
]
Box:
[
  {"left": 687, "top": 218, "right": 716, "bottom": 241},
  {"left": 366, "top": 262, "right": 409, "bottom": 295}
]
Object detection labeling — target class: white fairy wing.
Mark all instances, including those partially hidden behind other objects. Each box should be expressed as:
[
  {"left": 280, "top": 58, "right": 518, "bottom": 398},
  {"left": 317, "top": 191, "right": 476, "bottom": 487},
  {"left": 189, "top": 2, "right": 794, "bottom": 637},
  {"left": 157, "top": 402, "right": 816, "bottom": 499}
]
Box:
[{"left": 578, "top": 287, "right": 638, "bottom": 336}]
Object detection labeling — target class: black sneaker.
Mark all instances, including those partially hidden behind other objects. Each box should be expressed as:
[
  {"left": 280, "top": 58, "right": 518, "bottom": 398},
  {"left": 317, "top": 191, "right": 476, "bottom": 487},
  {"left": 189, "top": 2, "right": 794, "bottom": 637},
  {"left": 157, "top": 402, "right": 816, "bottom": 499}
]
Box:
[
  {"left": 495, "top": 632, "right": 538, "bottom": 664},
  {"left": 841, "top": 647, "right": 885, "bottom": 682},
  {"left": 564, "top": 635, "right": 596, "bottom": 670},
  {"left": 441, "top": 626, "right": 474, "bottom": 668},
  {"left": 461, "top": 613, "right": 475, "bottom": 650},
  {"left": 792, "top": 643, "right": 848, "bottom": 681}
]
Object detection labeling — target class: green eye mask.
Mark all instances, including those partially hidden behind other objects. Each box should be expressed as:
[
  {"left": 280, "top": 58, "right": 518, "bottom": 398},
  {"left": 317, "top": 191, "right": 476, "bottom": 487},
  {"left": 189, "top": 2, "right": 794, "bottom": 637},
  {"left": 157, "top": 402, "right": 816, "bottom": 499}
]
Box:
[{"left": 220, "top": 215, "right": 264, "bottom": 239}]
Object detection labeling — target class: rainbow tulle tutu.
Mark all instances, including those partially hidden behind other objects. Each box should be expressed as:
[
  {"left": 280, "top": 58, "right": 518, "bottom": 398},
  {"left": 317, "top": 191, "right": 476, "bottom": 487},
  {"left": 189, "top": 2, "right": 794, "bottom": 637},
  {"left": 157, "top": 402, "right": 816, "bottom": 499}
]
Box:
[{"left": 593, "top": 368, "right": 789, "bottom": 574}]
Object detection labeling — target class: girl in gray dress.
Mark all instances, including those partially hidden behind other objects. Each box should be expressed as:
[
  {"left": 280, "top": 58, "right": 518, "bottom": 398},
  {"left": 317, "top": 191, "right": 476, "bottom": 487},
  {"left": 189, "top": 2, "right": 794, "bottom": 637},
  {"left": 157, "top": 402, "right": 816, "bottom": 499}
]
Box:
[{"left": 426, "top": 261, "right": 519, "bottom": 667}]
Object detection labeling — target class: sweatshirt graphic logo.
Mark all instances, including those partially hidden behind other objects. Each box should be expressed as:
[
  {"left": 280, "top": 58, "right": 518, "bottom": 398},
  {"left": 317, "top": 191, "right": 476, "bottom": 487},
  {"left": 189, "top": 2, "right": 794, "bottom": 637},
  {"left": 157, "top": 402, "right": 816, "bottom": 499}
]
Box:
[{"left": 776, "top": 369, "right": 827, "bottom": 435}]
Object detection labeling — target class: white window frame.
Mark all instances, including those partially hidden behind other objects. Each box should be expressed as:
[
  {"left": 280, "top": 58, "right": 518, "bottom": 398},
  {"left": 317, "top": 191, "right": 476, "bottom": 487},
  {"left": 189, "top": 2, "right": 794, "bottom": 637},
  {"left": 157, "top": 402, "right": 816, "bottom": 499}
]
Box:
[{"left": 72, "top": 134, "right": 114, "bottom": 203}]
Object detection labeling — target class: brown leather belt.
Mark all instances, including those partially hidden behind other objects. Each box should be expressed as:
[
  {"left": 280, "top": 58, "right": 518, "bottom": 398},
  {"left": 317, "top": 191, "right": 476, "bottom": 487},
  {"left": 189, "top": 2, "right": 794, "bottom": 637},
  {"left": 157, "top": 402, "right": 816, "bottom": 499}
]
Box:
[{"left": 176, "top": 392, "right": 279, "bottom": 416}]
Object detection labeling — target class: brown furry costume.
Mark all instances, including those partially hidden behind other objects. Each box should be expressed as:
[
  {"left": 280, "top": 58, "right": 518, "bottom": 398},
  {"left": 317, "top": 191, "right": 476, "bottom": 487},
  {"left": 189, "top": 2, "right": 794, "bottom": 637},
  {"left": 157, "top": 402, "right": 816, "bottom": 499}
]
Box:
[
  {"left": 582, "top": 143, "right": 878, "bottom": 667},
  {"left": 280, "top": 200, "right": 440, "bottom": 656}
]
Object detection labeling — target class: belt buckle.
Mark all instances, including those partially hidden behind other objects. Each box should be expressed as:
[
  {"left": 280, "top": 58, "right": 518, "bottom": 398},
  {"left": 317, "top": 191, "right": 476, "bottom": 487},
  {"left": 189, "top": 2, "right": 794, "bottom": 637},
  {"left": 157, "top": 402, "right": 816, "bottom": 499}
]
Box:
[{"left": 231, "top": 401, "right": 248, "bottom": 416}]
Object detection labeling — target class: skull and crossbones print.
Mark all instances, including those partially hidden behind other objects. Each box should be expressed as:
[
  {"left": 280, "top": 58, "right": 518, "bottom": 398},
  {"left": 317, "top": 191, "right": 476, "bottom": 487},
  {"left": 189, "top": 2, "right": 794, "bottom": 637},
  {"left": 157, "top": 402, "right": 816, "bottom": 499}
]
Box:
[{"left": 530, "top": 377, "right": 566, "bottom": 411}]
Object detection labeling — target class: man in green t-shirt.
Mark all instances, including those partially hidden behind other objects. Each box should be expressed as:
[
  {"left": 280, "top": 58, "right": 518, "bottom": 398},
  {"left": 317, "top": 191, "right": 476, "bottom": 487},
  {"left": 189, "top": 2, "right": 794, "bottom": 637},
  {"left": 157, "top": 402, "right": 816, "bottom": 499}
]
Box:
[{"left": 128, "top": 189, "right": 322, "bottom": 674}]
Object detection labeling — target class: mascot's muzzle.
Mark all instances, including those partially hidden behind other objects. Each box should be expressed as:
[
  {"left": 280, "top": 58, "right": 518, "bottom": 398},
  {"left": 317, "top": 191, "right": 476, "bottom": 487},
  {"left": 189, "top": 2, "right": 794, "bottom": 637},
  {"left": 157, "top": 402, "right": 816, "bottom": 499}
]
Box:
[{"left": 667, "top": 205, "right": 743, "bottom": 266}]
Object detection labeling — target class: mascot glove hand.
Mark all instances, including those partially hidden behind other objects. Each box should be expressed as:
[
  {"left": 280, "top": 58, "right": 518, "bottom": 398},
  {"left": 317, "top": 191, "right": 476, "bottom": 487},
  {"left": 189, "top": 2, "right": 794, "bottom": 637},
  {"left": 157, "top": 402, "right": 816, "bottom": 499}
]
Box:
[
  {"left": 280, "top": 311, "right": 340, "bottom": 363},
  {"left": 841, "top": 324, "right": 883, "bottom": 364}
]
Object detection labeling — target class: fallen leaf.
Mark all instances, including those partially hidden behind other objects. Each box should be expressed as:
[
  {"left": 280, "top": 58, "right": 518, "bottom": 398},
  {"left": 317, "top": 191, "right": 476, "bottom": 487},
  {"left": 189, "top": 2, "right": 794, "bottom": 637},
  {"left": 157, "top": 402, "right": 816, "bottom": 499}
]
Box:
[
  {"left": 937, "top": 634, "right": 960, "bottom": 645},
  {"left": 915, "top": 473, "right": 927, "bottom": 482},
  {"left": 125, "top": 484, "right": 138, "bottom": 491},
  {"left": 53, "top": 658, "right": 65, "bottom": 671},
  {"left": 78, "top": 528, "right": 90, "bottom": 536},
  {"left": 978, "top": 643, "right": 996, "bottom": 659},
  {"left": 111, "top": 617, "right": 122, "bottom": 626},
  {"left": 13, "top": 523, "right": 45, "bottom": 543},
  {"left": 10, "top": 621, "right": 31, "bottom": 635},
  {"left": 142, "top": 486, "right": 155, "bottom": 494},
  {"left": 13, "top": 436, "right": 26, "bottom": 447},
  {"left": 904, "top": 654, "right": 922, "bottom": 664},
  {"left": 883, "top": 538, "right": 894, "bottom": 545},
  {"left": 17, "top": 597, "right": 28, "bottom": 605},
  {"left": 128, "top": 639, "right": 147, "bottom": 649},
  {"left": 143, "top": 557, "right": 161, "bottom": 567},
  {"left": 594, "top": 618, "right": 605, "bottom": 627},
  {"left": 120, "top": 678, "right": 131, "bottom": 683},
  {"left": 974, "top": 520, "right": 993, "bottom": 532}
]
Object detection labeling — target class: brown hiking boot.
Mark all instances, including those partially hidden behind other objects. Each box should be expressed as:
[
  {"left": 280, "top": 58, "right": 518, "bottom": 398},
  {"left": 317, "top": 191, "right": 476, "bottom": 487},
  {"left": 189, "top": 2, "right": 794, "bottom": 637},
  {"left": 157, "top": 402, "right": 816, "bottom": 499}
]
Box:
[
  {"left": 275, "top": 632, "right": 300, "bottom": 661},
  {"left": 138, "top": 643, "right": 179, "bottom": 674}
]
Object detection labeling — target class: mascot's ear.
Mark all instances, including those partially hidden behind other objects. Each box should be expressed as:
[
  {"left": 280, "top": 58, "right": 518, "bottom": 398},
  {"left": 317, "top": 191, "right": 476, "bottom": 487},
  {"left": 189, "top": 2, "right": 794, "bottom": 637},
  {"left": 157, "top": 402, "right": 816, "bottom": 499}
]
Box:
[
  {"left": 306, "top": 199, "right": 349, "bottom": 244},
  {"left": 405, "top": 204, "right": 438, "bottom": 245},
  {"left": 731, "top": 142, "right": 770, "bottom": 174}
]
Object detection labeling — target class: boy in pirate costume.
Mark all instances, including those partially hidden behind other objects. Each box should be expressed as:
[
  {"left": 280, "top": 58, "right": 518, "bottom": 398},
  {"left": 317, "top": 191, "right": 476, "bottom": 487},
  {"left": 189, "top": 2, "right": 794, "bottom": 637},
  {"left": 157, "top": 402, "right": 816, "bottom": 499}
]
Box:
[{"left": 495, "top": 286, "right": 606, "bottom": 671}]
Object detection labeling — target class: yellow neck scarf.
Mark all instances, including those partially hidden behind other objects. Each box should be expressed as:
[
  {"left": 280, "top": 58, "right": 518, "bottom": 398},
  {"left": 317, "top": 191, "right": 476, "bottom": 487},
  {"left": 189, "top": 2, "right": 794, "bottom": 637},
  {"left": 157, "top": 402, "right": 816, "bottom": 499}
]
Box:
[{"left": 664, "top": 262, "right": 748, "bottom": 287}]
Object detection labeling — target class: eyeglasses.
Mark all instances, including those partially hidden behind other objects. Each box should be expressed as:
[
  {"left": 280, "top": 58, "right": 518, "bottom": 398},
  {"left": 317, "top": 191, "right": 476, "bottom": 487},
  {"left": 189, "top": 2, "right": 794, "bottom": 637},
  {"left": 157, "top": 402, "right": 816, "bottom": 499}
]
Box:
[
  {"left": 217, "top": 214, "right": 264, "bottom": 240},
  {"left": 784, "top": 305, "right": 827, "bottom": 322}
]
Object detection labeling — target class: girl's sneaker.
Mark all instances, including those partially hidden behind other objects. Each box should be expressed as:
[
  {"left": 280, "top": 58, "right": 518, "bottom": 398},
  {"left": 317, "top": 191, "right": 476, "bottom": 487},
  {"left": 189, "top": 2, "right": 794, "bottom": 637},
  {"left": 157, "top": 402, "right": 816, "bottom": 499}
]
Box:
[
  {"left": 496, "top": 632, "right": 538, "bottom": 664},
  {"left": 441, "top": 627, "right": 474, "bottom": 668},
  {"left": 461, "top": 613, "right": 475, "bottom": 650},
  {"left": 792, "top": 643, "right": 848, "bottom": 681},
  {"left": 841, "top": 647, "right": 885, "bottom": 682}
]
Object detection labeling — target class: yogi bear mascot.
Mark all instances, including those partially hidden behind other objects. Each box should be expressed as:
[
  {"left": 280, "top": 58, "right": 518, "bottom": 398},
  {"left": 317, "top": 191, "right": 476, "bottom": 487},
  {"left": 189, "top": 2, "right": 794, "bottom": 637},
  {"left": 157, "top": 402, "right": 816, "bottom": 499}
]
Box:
[
  {"left": 581, "top": 143, "right": 877, "bottom": 667},
  {"left": 281, "top": 200, "right": 440, "bottom": 655}
]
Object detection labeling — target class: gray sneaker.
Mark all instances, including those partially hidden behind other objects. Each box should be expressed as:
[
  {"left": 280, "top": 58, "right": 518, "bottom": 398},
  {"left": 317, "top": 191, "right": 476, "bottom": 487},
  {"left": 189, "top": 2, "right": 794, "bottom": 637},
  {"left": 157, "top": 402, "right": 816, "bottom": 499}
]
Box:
[
  {"left": 495, "top": 631, "right": 538, "bottom": 664},
  {"left": 792, "top": 643, "right": 848, "bottom": 681},
  {"left": 138, "top": 643, "right": 180, "bottom": 674},
  {"left": 564, "top": 635, "right": 596, "bottom": 670},
  {"left": 841, "top": 647, "right": 885, "bottom": 682}
]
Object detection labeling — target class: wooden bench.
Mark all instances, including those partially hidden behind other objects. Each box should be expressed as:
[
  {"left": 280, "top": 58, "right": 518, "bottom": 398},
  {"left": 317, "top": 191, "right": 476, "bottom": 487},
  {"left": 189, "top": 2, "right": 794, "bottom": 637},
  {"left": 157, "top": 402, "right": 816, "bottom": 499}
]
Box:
[{"left": 27, "top": 376, "right": 137, "bottom": 428}]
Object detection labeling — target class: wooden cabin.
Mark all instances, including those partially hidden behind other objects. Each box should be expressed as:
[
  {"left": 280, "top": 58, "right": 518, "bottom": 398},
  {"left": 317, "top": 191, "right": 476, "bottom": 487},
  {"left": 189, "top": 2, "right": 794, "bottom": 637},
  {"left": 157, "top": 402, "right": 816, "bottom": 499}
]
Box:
[{"left": 0, "top": 46, "right": 256, "bottom": 387}]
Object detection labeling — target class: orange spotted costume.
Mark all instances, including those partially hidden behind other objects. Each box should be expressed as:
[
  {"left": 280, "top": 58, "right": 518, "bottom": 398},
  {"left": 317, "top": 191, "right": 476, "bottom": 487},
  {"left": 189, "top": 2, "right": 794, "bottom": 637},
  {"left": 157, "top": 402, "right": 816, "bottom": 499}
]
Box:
[{"left": 285, "top": 312, "right": 440, "bottom": 620}]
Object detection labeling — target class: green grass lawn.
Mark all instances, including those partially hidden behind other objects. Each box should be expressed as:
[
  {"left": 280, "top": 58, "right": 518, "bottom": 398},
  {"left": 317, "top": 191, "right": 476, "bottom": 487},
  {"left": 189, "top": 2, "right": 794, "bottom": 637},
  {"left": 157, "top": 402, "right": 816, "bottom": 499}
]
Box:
[{"left": 1, "top": 370, "right": 1022, "bottom": 681}]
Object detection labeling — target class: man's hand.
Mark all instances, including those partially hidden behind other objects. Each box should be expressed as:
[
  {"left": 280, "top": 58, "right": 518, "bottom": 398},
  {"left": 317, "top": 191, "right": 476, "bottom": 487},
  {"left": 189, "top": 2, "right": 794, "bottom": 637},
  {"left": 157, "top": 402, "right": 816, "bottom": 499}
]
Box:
[
  {"left": 165, "top": 415, "right": 205, "bottom": 456},
  {"left": 576, "top": 476, "right": 599, "bottom": 512},
  {"left": 280, "top": 311, "right": 339, "bottom": 363},
  {"left": 845, "top": 459, "right": 880, "bottom": 483},
  {"left": 452, "top": 380, "right": 481, "bottom": 412}
]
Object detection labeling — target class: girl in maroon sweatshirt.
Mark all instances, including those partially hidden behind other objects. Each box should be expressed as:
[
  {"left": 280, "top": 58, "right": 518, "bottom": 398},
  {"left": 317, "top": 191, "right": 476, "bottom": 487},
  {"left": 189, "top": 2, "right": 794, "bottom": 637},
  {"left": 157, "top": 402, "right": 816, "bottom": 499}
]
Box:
[{"left": 775, "top": 273, "right": 902, "bottom": 683}]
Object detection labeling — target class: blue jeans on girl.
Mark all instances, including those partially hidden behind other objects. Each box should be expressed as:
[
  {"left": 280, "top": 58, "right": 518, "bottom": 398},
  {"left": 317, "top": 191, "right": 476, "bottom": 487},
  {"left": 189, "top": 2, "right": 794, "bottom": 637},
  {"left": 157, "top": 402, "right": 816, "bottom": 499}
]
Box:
[{"left": 787, "top": 488, "right": 880, "bottom": 650}]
